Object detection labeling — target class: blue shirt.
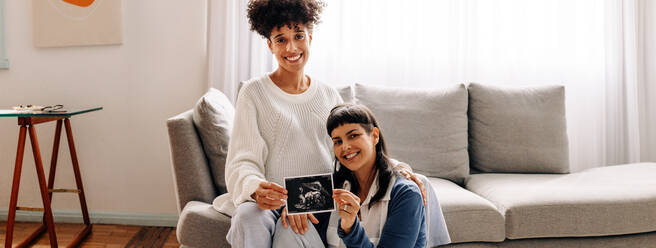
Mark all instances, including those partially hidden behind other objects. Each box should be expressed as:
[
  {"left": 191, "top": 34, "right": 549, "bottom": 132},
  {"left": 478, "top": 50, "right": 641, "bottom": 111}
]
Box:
[{"left": 336, "top": 177, "right": 427, "bottom": 248}]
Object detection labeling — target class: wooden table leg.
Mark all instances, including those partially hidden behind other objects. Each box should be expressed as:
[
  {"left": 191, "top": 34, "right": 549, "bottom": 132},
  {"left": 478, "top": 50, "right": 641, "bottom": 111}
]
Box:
[
  {"left": 5, "top": 118, "right": 92, "bottom": 248},
  {"left": 47, "top": 120, "right": 63, "bottom": 202},
  {"left": 5, "top": 126, "right": 27, "bottom": 248},
  {"left": 27, "top": 125, "right": 58, "bottom": 248},
  {"left": 64, "top": 118, "right": 92, "bottom": 247},
  {"left": 20, "top": 120, "right": 66, "bottom": 246},
  {"left": 17, "top": 224, "right": 47, "bottom": 248},
  {"left": 64, "top": 118, "right": 91, "bottom": 225}
]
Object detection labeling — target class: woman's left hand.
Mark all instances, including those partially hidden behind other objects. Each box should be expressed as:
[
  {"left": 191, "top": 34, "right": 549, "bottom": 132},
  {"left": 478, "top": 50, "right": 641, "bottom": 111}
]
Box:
[
  {"left": 333, "top": 189, "right": 361, "bottom": 234},
  {"left": 398, "top": 168, "right": 427, "bottom": 206}
]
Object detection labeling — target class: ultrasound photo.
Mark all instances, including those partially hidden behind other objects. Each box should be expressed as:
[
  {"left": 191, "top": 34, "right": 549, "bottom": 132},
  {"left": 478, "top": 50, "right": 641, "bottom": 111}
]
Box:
[{"left": 284, "top": 173, "right": 335, "bottom": 215}]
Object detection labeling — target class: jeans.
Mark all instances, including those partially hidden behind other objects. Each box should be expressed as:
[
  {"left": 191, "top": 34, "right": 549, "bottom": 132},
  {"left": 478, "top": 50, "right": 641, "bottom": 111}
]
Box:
[{"left": 226, "top": 202, "right": 280, "bottom": 248}]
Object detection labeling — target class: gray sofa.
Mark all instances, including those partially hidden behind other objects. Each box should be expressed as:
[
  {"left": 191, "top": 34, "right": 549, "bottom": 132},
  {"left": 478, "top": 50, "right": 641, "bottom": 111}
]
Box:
[{"left": 167, "top": 83, "right": 656, "bottom": 248}]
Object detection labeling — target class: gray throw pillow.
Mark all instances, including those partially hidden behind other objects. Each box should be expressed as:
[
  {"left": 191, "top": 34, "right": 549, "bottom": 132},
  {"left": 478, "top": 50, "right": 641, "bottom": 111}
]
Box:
[
  {"left": 354, "top": 83, "right": 469, "bottom": 184},
  {"left": 335, "top": 85, "right": 355, "bottom": 103},
  {"left": 192, "top": 88, "right": 235, "bottom": 193},
  {"left": 468, "top": 83, "right": 569, "bottom": 173}
]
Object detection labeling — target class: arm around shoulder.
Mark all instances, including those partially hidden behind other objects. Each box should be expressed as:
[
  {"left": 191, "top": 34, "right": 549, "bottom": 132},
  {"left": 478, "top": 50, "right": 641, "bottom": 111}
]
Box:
[{"left": 389, "top": 158, "right": 413, "bottom": 172}]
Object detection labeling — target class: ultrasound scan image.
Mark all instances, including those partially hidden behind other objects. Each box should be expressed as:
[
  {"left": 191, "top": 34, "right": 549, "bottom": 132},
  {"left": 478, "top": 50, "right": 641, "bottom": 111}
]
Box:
[{"left": 284, "top": 173, "right": 335, "bottom": 214}]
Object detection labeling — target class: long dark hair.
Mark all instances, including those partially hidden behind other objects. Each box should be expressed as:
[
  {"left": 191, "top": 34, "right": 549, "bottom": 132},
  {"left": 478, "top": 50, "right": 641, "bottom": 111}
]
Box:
[{"left": 326, "top": 103, "right": 397, "bottom": 209}]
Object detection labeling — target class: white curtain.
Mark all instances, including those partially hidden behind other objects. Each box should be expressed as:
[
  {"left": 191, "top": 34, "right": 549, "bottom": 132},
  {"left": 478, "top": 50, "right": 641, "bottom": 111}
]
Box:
[
  {"left": 208, "top": 0, "right": 653, "bottom": 171},
  {"left": 603, "top": 0, "right": 647, "bottom": 166},
  {"left": 207, "top": 0, "right": 272, "bottom": 103}
]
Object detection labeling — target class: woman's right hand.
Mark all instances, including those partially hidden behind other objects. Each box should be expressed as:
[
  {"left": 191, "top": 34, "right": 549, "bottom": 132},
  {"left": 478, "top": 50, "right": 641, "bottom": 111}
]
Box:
[
  {"left": 252, "top": 181, "right": 287, "bottom": 210},
  {"left": 333, "top": 189, "right": 361, "bottom": 234}
]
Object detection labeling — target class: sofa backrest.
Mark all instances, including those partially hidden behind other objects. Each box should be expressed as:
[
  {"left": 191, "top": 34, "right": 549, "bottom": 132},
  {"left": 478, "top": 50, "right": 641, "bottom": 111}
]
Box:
[
  {"left": 338, "top": 84, "right": 470, "bottom": 185},
  {"left": 338, "top": 83, "right": 570, "bottom": 182},
  {"left": 166, "top": 83, "right": 571, "bottom": 211}
]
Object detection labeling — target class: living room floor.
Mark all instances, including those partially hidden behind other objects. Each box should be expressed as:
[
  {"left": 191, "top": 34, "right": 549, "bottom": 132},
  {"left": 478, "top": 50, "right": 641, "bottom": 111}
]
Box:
[{"left": 0, "top": 222, "right": 179, "bottom": 247}]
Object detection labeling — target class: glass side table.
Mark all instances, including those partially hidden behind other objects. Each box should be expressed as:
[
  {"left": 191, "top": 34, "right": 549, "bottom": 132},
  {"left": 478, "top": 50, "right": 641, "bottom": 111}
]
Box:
[{"left": 1, "top": 107, "right": 102, "bottom": 248}]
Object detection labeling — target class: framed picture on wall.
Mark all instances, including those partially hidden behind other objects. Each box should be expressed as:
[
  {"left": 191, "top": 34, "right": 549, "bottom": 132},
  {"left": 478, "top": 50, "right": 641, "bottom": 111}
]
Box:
[
  {"left": 32, "top": 0, "right": 123, "bottom": 48},
  {"left": 0, "top": 0, "right": 9, "bottom": 69}
]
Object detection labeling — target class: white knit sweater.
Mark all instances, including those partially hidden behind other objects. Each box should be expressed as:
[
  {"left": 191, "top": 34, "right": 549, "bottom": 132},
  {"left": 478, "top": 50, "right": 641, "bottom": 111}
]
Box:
[{"left": 213, "top": 74, "right": 343, "bottom": 216}]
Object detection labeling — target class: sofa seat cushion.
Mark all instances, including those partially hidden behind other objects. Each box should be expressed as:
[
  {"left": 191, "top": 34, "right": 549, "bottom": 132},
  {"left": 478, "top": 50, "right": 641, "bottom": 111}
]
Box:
[
  {"left": 465, "top": 163, "right": 656, "bottom": 240},
  {"left": 178, "top": 201, "right": 231, "bottom": 248},
  {"left": 429, "top": 177, "right": 505, "bottom": 243}
]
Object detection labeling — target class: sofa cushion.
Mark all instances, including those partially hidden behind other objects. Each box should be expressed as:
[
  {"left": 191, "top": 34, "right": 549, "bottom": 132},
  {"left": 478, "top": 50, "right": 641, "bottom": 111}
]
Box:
[
  {"left": 192, "top": 88, "right": 235, "bottom": 194},
  {"left": 336, "top": 85, "right": 355, "bottom": 103},
  {"left": 467, "top": 83, "right": 569, "bottom": 173},
  {"left": 428, "top": 177, "right": 505, "bottom": 243},
  {"left": 465, "top": 163, "right": 656, "bottom": 239},
  {"left": 354, "top": 83, "right": 469, "bottom": 184},
  {"left": 177, "top": 201, "right": 231, "bottom": 247}
]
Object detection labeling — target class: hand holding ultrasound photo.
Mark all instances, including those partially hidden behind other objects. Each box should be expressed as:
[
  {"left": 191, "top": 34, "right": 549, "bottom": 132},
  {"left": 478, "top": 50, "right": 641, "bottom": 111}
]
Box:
[{"left": 284, "top": 173, "right": 335, "bottom": 215}]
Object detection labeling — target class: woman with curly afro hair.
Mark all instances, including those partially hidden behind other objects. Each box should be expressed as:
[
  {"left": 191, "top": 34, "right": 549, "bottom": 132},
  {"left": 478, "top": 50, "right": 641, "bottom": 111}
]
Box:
[{"left": 214, "top": 0, "right": 429, "bottom": 247}]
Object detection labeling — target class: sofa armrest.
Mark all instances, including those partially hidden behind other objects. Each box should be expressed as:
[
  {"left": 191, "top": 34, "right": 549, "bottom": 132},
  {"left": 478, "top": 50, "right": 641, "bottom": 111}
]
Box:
[
  {"left": 167, "top": 110, "right": 218, "bottom": 213},
  {"left": 177, "top": 201, "right": 231, "bottom": 247}
]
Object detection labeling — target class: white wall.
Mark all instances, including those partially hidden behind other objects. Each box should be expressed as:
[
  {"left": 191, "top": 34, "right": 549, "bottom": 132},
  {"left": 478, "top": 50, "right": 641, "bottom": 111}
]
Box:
[{"left": 0, "top": 0, "right": 207, "bottom": 222}]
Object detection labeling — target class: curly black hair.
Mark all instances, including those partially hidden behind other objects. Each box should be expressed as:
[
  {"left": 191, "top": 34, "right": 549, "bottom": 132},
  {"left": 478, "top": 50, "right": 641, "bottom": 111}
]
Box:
[{"left": 247, "top": 0, "right": 325, "bottom": 39}]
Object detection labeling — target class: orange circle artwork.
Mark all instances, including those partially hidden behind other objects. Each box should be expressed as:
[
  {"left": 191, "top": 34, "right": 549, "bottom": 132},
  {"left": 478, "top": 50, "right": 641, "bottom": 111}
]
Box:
[{"left": 62, "top": 0, "right": 95, "bottom": 7}]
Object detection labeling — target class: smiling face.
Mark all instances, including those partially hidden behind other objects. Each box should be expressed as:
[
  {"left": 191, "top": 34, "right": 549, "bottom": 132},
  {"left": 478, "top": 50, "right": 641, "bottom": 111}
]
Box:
[
  {"left": 331, "top": 123, "right": 380, "bottom": 173},
  {"left": 267, "top": 23, "right": 312, "bottom": 74}
]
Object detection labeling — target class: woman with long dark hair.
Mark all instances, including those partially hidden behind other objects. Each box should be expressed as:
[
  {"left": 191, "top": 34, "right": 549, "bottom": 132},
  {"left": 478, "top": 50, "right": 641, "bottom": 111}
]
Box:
[
  {"left": 326, "top": 103, "right": 431, "bottom": 247},
  {"left": 273, "top": 103, "right": 450, "bottom": 247}
]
